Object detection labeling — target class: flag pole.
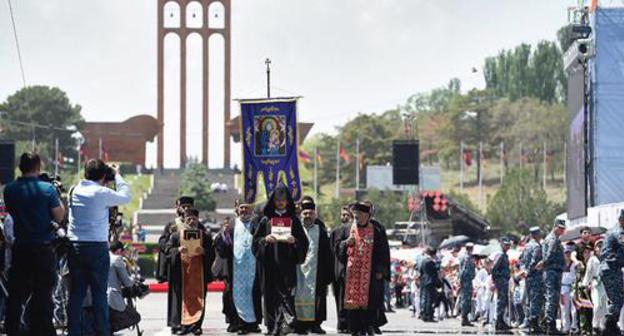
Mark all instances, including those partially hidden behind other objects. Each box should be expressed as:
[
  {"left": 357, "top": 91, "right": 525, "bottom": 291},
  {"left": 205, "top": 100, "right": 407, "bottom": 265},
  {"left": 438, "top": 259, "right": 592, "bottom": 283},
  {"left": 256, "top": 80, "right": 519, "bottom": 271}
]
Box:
[
  {"left": 460, "top": 141, "right": 464, "bottom": 192},
  {"left": 478, "top": 141, "right": 484, "bottom": 210},
  {"left": 336, "top": 138, "right": 340, "bottom": 199},
  {"left": 314, "top": 146, "right": 318, "bottom": 200},
  {"left": 500, "top": 142, "right": 504, "bottom": 184},
  {"left": 543, "top": 140, "right": 547, "bottom": 189},
  {"left": 355, "top": 138, "right": 360, "bottom": 191},
  {"left": 54, "top": 137, "right": 59, "bottom": 177},
  {"left": 77, "top": 137, "right": 81, "bottom": 175},
  {"left": 99, "top": 137, "right": 103, "bottom": 160}
]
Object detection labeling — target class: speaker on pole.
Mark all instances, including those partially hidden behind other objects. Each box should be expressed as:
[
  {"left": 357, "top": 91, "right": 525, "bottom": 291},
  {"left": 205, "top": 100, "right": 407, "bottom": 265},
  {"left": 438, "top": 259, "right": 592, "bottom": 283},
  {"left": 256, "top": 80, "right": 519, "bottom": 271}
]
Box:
[
  {"left": 0, "top": 141, "right": 15, "bottom": 185},
  {"left": 392, "top": 140, "right": 419, "bottom": 185}
]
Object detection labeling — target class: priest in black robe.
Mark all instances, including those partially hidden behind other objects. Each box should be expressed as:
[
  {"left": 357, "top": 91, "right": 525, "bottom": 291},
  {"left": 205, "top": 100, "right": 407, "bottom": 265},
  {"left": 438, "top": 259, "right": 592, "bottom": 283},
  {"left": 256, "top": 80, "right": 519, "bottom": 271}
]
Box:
[
  {"left": 252, "top": 183, "right": 309, "bottom": 336},
  {"left": 165, "top": 208, "right": 215, "bottom": 335},
  {"left": 364, "top": 201, "right": 391, "bottom": 334},
  {"left": 293, "top": 197, "right": 333, "bottom": 334},
  {"left": 335, "top": 202, "right": 390, "bottom": 336},
  {"left": 157, "top": 196, "right": 195, "bottom": 283},
  {"left": 215, "top": 199, "right": 263, "bottom": 335},
  {"left": 329, "top": 206, "right": 355, "bottom": 333}
]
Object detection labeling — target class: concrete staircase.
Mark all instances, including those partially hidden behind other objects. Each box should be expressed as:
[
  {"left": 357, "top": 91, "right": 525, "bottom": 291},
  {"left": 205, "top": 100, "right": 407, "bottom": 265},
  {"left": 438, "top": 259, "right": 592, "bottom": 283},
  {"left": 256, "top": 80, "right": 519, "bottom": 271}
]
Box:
[{"left": 135, "top": 169, "right": 240, "bottom": 242}]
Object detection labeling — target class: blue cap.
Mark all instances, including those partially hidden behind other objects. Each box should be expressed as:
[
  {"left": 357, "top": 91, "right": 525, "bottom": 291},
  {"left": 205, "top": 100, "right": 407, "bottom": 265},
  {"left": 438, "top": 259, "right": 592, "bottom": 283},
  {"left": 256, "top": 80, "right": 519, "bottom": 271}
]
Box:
[
  {"left": 501, "top": 239, "right": 512, "bottom": 246},
  {"left": 554, "top": 219, "right": 566, "bottom": 229},
  {"left": 529, "top": 226, "right": 541, "bottom": 234}
]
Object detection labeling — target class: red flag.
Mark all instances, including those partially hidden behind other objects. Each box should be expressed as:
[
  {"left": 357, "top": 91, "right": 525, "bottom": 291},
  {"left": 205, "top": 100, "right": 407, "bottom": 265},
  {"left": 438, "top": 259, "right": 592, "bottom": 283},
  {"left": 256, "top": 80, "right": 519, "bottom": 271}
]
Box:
[
  {"left": 79, "top": 145, "right": 87, "bottom": 159},
  {"left": 299, "top": 149, "right": 311, "bottom": 164},
  {"left": 463, "top": 150, "right": 472, "bottom": 167},
  {"left": 339, "top": 147, "right": 350, "bottom": 163},
  {"left": 359, "top": 153, "right": 365, "bottom": 171}
]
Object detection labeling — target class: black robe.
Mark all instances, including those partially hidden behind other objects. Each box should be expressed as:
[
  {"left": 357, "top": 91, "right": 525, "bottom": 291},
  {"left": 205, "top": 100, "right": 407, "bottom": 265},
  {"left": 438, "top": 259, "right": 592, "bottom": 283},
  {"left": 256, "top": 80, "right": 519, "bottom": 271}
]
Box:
[
  {"left": 329, "top": 222, "right": 351, "bottom": 331},
  {"left": 156, "top": 219, "right": 179, "bottom": 283},
  {"left": 165, "top": 227, "right": 215, "bottom": 328},
  {"left": 296, "top": 219, "right": 333, "bottom": 326},
  {"left": 214, "top": 218, "right": 263, "bottom": 328},
  {"left": 370, "top": 218, "right": 391, "bottom": 327},
  {"left": 335, "top": 221, "right": 390, "bottom": 332},
  {"left": 252, "top": 197, "right": 309, "bottom": 334}
]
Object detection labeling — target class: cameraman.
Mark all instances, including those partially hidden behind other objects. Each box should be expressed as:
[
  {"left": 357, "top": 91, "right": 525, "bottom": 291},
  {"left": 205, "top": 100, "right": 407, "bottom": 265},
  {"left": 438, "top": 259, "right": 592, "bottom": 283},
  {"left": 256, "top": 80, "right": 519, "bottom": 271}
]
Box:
[
  {"left": 67, "top": 159, "right": 131, "bottom": 336},
  {"left": 3, "top": 152, "right": 65, "bottom": 335},
  {"left": 107, "top": 242, "right": 141, "bottom": 332}
]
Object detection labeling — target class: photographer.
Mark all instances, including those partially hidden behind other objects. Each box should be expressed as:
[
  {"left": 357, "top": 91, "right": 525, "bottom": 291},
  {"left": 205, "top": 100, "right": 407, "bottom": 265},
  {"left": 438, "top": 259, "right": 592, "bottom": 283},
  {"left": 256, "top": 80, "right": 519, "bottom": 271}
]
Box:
[
  {"left": 107, "top": 242, "right": 141, "bottom": 332},
  {"left": 67, "top": 159, "right": 131, "bottom": 336},
  {"left": 3, "top": 152, "right": 65, "bottom": 335}
]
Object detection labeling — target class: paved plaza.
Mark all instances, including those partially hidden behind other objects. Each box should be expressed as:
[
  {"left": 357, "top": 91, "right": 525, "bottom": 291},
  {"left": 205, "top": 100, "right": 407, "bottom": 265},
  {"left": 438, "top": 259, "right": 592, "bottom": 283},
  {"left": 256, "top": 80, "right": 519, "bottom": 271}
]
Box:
[{"left": 117, "top": 293, "right": 531, "bottom": 336}]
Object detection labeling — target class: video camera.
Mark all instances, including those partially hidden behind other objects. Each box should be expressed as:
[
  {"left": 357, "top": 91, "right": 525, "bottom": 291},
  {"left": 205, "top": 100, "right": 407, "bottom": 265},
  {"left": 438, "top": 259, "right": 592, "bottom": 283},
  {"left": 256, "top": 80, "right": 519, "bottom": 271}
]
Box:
[
  {"left": 39, "top": 173, "right": 65, "bottom": 195},
  {"left": 122, "top": 279, "right": 150, "bottom": 300}
]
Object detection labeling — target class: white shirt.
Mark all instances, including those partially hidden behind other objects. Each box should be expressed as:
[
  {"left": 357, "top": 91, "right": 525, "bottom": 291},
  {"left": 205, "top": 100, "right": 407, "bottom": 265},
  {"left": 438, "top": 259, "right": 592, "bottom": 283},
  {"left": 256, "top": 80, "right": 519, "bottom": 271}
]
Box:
[{"left": 68, "top": 175, "right": 131, "bottom": 242}]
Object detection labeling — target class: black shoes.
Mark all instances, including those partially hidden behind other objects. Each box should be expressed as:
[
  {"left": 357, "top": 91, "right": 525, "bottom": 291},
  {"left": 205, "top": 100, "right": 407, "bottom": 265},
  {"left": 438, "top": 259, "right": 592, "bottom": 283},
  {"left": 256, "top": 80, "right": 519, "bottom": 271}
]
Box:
[
  {"left": 309, "top": 326, "right": 326, "bottom": 334},
  {"left": 461, "top": 318, "right": 474, "bottom": 327}
]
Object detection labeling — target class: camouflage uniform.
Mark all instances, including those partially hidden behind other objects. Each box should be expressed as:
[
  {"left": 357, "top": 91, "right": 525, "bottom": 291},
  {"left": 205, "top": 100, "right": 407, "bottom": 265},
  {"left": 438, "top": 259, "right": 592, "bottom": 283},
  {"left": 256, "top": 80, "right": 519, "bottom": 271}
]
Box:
[
  {"left": 522, "top": 238, "right": 543, "bottom": 322},
  {"left": 458, "top": 253, "right": 476, "bottom": 321},
  {"left": 541, "top": 232, "right": 564, "bottom": 327},
  {"left": 491, "top": 250, "right": 510, "bottom": 327},
  {"left": 599, "top": 225, "right": 624, "bottom": 332}
]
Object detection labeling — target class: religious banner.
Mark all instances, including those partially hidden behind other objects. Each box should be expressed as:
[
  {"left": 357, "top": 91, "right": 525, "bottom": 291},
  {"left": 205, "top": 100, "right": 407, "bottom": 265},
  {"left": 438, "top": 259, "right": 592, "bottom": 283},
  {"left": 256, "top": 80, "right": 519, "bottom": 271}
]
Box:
[{"left": 240, "top": 98, "right": 302, "bottom": 203}]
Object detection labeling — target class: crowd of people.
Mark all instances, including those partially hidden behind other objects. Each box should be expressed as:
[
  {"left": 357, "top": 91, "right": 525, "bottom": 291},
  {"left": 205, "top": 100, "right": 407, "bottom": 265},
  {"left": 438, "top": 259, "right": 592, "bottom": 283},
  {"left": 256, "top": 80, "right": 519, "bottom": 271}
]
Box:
[
  {"left": 3, "top": 150, "right": 624, "bottom": 336},
  {"left": 0, "top": 152, "right": 141, "bottom": 335},
  {"left": 156, "top": 184, "right": 391, "bottom": 336},
  {"left": 384, "top": 218, "right": 624, "bottom": 336}
]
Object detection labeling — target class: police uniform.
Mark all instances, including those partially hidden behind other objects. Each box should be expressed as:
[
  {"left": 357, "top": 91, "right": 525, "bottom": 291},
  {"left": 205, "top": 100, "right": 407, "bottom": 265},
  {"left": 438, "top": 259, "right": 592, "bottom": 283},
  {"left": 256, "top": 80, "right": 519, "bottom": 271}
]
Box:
[
  {"left": 542, "top": 222, "right": 565, "bottom": 332},
  {"left": 419, "top": 249, "right": 439, "bottom": 322},
  {"left": 492, "top": 240, "right": 511, "bottom": 330},
  {"left": 522, "top": 227, "right": 543, "bottom": 333},
  {"left": 458, "top": 244, "right": 476, "bottom": 326},
  {"left": 599, "top": 210, "right": 624, "bottom": 334}
]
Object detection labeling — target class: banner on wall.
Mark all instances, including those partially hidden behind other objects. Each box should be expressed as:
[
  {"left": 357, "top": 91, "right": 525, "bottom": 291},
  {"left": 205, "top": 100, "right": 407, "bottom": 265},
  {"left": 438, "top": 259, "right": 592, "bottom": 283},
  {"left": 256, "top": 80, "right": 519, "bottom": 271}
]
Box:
[{"left": 239, "top": 97, "right": 302, "bottom": 203}]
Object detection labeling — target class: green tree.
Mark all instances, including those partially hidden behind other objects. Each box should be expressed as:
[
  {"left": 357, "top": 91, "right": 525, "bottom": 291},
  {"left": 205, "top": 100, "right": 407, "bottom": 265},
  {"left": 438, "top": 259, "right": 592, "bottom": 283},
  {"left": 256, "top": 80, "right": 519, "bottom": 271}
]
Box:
[
  {"left": 0, "top": 86, "right": 84, "bottom": 159},
  {"left": 366, "top": 189, "right": 409, "bottom": 229},
  {"left": 483, "top": 41, "right": 564, "bottom": 103},
  {"left": 486, "top": 169, "right": 562, "bottom": 233},
  {"left": 447, "top": 190, "right": 481, "bottom": 215},
  {"left": 179, "top": 162, "right": 217, "bottom": 211}
]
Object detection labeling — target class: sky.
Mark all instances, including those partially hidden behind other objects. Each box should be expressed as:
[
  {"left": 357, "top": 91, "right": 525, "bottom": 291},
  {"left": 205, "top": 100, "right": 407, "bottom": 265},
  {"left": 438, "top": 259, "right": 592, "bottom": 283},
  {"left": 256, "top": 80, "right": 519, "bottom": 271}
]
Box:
[{"left": 0, "top": 0, "right": 574, "bottom": 168}]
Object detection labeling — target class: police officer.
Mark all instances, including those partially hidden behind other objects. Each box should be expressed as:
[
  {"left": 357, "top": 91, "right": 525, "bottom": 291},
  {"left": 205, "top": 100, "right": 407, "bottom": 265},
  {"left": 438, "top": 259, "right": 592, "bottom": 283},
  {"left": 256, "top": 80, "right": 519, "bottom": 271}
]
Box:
[
  {"left": 419, "top": 247, "right": 438, "bottom": 322},
  {"left": 492, "top": 239, "right": 512, "bottom": 331},
  {"left": 542, "top": 219, "right": 566, "bottom": 335},
  {"left": 522, "top": 227, "right": 544, "bottom": 334},
  {"left": 599, "top": 209, "right": 624, "bottom": 335},
  {"left": 458, "top": 242, "right": 476, "bottom": 327}
]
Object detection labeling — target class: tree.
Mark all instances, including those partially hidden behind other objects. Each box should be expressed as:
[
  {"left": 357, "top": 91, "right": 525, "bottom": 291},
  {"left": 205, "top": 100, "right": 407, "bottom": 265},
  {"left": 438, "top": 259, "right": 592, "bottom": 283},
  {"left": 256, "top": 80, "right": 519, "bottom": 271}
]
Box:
[
  {"left": 179, "top": 162, "right": 217, "bottom": 211},
  {"left": 0, "top": 86, "right": 84, "bottom": 159},
  {"left": 483, "top": 41, "right": 565, "bottom": 103},
  {"left": 486, "top": 169, "right": 563, "bottom": 233},
  {"left": 366, "top": 189, "right": 409, "bottom": 229}
]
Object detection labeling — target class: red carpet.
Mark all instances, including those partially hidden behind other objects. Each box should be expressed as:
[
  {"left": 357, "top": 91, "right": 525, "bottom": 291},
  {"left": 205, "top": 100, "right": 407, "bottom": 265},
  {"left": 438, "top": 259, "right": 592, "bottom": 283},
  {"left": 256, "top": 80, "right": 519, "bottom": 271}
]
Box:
[{"left": 148, "top": 281, "right": 225, "bottom": 293}]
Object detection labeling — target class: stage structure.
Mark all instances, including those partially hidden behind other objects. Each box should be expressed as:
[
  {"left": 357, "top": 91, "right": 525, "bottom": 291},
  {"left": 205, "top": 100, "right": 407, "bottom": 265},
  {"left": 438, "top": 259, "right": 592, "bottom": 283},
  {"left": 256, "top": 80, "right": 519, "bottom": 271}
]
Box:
[
  {"left": 156, "top": 0, "right": 232, "bottom": 169},
  {"left": 564, "top": 2, "right": 624, "bottom": 226}
]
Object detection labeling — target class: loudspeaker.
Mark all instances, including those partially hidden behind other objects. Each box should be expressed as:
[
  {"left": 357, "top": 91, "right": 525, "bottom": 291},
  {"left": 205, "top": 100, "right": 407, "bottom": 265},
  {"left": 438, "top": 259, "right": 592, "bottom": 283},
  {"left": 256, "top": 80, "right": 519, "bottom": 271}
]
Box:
[
  {"left": 0, "top": 141, "right": 15, "bottom": 185},
  {"left": 392, "top": 140, "right": 419, "bottom": 185}
]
